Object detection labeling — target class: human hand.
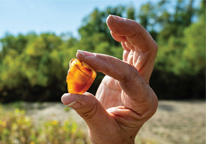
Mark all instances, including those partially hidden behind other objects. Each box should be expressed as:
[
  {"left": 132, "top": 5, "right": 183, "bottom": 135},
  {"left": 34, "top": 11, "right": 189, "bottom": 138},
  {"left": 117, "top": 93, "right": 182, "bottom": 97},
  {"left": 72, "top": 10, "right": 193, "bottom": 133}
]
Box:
[{"left": 61, "top": 15, "right": 158, "bottom": 144}]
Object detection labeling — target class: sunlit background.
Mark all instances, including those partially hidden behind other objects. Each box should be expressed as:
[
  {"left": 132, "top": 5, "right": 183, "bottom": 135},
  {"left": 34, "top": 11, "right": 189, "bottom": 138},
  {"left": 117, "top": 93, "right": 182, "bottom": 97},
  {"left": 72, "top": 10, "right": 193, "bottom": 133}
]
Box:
[
  {"left": 0, "top": 0, "right": 202, "bottom": 38},
  {"left": 0, "top": 0, "right": 205, "bottom": 144},
  {"left": 0, "top": 0, "right": 156, "bottom": 38}
]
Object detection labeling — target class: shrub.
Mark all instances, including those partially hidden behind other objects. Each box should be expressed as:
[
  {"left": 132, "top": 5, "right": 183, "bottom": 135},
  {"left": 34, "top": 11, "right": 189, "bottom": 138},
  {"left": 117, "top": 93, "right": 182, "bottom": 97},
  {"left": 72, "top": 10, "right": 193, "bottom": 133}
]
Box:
[{"left": 0, "top": 108, "right": 89, "bottom": 144}]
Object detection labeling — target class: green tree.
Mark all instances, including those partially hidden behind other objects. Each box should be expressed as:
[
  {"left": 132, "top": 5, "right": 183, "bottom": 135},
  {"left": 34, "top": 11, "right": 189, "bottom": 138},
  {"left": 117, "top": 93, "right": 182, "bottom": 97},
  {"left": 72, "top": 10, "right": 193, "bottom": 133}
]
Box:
[
  {"left": 0, "top": 1, "right": 204, "bottom": 102},
  {"left": 157, "top": 0, "right": 196, "bottom": 44},
  {"left": 127, "top": 6, "right": 135, "bottom": 20},
  {"left": 181, "top": 7, "right": 205, "bottom": 75}
]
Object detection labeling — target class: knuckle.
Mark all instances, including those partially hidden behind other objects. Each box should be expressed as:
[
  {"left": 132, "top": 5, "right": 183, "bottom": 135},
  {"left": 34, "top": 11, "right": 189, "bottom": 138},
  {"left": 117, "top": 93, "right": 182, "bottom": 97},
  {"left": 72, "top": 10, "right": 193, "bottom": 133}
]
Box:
[
  {"left": 80, "top": 103, "right": 97, "bottom": 120},
  {"left": 121, "top": 65, "right": 139, "bottom": 83},
  {"left": 79, "top": 95, "right": 98, "bottom": 120}
]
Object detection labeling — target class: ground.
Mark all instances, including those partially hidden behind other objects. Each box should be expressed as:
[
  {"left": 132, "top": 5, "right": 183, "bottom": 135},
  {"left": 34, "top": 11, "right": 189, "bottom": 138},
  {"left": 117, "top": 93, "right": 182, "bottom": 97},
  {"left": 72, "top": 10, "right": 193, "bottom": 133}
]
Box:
[{"left": 21, "top": 100, "right": 205, "bottom": 144}]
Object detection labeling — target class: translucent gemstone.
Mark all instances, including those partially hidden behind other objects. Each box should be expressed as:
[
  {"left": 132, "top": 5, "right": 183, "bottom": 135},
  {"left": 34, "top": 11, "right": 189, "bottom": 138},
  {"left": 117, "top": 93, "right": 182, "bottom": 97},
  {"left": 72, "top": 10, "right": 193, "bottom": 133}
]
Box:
[{"left": 66, "top": 58, "right": 96, "bottom": 94}]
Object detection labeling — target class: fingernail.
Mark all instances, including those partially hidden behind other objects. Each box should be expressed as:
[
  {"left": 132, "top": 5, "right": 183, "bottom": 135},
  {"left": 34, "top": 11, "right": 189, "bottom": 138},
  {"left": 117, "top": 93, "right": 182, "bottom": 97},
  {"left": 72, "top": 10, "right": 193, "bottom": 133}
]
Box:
[
  {"left": 77, "top": 50, "right": 95, "bottom": 57},
  {"left": 65, "top": 101, "right": 77, "bottom": 107},
  {"left": 110, "top": 15, "right": 117, "bottom": 21},
  {"left": 77, "top": 50, "right": 85, "bottom": 56},
  {"left": 107, "top": 108, "right": 119, "bottom": 113}
]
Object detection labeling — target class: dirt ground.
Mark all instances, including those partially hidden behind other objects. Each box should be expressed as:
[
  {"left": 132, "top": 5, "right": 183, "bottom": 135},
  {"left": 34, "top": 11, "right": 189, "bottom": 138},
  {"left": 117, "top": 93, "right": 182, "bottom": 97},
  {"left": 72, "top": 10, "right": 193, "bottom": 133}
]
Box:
[
  {"left": 136, "top": 100, "right": 205, "bottom": 144},
  {"left": 23, "top": 100, "right": 205, "bottom": 144}
]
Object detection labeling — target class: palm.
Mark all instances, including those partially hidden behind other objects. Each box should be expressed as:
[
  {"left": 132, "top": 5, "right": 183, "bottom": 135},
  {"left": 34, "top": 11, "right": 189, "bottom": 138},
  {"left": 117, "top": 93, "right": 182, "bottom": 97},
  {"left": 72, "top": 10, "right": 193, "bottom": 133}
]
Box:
[
  {"left": 96, "top": 75, "right": 122, "bottom": 109},
  {"left": 96, "top": 48, "right": 145, "bottom": 109}
]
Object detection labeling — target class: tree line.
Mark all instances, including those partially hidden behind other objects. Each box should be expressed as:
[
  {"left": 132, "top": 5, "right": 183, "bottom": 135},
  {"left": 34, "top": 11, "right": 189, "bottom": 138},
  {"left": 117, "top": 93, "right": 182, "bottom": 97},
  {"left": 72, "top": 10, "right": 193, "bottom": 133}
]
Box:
[{"left": 0, "top": 0, "right": 205, "bottom": 102}]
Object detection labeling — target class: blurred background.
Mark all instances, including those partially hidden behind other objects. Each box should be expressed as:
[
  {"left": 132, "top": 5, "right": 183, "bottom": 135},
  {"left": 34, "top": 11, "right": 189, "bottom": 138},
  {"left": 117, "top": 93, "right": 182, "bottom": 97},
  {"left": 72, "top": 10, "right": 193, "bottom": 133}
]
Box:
[{"left": 0, "top": 0, "right": 205, "bottom": 144}]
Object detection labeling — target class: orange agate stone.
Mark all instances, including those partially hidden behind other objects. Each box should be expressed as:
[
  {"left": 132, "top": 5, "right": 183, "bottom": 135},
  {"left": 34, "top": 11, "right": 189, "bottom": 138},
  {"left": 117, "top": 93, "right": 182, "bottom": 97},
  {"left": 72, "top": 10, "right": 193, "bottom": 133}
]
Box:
[{"left": 66, "top": 58, "right": 96, "bottom": 94}]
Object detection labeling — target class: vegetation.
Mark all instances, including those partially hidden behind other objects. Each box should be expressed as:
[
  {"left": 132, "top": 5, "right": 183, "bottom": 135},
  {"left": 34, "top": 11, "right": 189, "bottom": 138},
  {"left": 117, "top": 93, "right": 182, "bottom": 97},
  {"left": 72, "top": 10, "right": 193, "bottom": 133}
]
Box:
[
  {"left": 1, "top": 101, "right": 204, "bottom": 144},
  {"left": 0, "top": 106, "right": 90, "bottom": 144},
  {"left": 1, "top": 102, "right": 164, "bottom": 144},
  {"left": 0, "top": 0, "right": 205, "bottom": 102}
]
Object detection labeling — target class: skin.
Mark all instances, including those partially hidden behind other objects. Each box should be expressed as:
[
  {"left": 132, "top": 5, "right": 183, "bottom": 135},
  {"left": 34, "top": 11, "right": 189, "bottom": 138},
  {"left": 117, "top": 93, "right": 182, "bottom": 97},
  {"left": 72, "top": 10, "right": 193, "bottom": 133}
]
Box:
[{"left": 61, "top": 15, "right": 158, "bottom": 144}]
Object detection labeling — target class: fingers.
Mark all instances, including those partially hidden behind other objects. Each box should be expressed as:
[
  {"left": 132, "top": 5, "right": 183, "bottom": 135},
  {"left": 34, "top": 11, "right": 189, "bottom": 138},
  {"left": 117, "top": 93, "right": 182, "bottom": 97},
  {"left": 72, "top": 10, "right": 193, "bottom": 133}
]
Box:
[
  {"left": 61, "top": 93, "right": 117, "bottom": 131},
  {"left": 62, "top": 93, "right": 135, "bottom": 143},
  {"left": 107, "top": 107, "right": 143, "bottom": 126},
  {"left": 76, "top": 50, "right": 158, "bottom": 116},
  {"left": 61, "top": 92, "right": 105, "bottom": 121},
  {"left": 76, "top": 50, "right": 140, "bottom": 83},
  {"left": 106, "top": 15, "right": 157, "bottom": 53},
  {"left": 76, "top": 50, "right": 148, "bottom": 102},
  {"left": 106, "top": 105, "right": 157, "bottom": 136},
  {"left": 107, "top": 15, "right": 158, "bottom": 83},
  {"left": 110, "top": 31, "right": 127, "bottom": 42}
]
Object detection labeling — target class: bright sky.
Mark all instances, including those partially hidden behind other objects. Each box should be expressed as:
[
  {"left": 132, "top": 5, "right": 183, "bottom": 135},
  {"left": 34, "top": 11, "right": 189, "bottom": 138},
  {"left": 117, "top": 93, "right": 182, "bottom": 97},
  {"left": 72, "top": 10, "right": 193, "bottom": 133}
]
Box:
[{"left": 0, "top": 0, "right": 201, "bottom": 39}]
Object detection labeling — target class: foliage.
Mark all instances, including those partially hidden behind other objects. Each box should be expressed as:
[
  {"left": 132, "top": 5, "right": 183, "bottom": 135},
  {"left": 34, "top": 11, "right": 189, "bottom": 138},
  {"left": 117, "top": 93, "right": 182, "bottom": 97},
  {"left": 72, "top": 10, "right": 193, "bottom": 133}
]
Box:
[
  {"left": 0, "top": 0, "right": 205, "bottom": 102},
  {"left": 0, "top": 107, "right": 89, "bottom": 144},
  {"left": 0, "top": 103, "right": 160, "bottom": 144}
]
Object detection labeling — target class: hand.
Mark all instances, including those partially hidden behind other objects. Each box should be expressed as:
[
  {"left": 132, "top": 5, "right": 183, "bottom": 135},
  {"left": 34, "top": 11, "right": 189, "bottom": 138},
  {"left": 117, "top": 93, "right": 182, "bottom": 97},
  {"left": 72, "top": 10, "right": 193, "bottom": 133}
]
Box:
[{"left": 61, "top": 15, "right": 158, "bottom": 144}]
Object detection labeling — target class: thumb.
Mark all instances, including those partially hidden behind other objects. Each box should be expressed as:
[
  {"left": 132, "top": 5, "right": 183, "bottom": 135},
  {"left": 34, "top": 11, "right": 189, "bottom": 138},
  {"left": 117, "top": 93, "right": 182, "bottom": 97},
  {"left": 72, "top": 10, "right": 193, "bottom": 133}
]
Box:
[{"left": 61, "top": 93, "right": 115, "bottom": 131}]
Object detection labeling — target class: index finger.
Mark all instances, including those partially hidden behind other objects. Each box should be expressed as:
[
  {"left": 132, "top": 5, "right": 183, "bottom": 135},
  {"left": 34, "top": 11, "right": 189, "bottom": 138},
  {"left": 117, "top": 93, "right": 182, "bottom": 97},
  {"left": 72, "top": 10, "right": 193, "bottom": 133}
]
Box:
[
  {"left": 76, "top": 51, "right": 158, "bottom": 115},
  {"left": 76, "top": 51, "right": 148, "bottom": 102}
]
